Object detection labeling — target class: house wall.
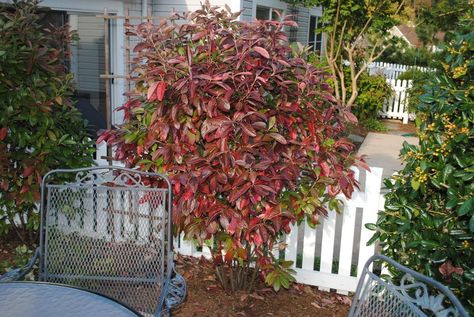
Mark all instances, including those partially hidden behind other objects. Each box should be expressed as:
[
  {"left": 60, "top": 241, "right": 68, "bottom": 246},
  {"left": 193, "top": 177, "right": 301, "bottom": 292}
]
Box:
[
  {"left": 240, "top": 0, "right": 323, "bottom": 47},
  {"left": 151, "top": 0, "right": 241, "bottom": 18}
]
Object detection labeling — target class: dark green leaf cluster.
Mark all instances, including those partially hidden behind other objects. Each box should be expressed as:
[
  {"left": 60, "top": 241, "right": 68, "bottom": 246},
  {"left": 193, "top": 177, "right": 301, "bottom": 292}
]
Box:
[
  {"left": 349, "top": 72, "right": 393, "bottom": 122},
  {"left": 398, "top": 68, "right": 437, "bottom": 113},
  {"left": 310, "top": 0, "right": 403, "bottom": 46},
  {"left": 415, "top": 0, "right": 471, "bottom": 46},
  {"left": 380, "top": 37, "right": 440, "bottom": 67},
  {"left": 0, "top": 1, "right": 94, "bottom": 243},
  {"left": 371, "top": 9, "right": 474, "bottom": 312}
]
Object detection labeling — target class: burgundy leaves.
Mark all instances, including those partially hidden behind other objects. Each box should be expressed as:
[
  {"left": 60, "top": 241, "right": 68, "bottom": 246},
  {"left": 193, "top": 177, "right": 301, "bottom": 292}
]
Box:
[
  {"left": 147, "top": 82, "right": 167, "bottom": 102},
  {"left": 100, "top": 2, "right": 362, "bottom": 280}
]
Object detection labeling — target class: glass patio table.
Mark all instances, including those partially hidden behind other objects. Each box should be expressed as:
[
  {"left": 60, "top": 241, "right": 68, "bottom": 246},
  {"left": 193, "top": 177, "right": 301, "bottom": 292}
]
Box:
[{"left": 0, "top": 282, "right": 141, "bottom": 317}]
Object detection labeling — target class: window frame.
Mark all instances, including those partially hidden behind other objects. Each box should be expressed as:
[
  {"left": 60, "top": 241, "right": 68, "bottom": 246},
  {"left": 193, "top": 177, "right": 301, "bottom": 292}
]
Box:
[
  {"left": 40, "top": 0, "right": 125, "bottom": 125},
  {"left": 307, "top": 14, "right": 324, "bottom": 56},
  {"left": 252, "top": 0, "right": 287, "bottom": 21}
]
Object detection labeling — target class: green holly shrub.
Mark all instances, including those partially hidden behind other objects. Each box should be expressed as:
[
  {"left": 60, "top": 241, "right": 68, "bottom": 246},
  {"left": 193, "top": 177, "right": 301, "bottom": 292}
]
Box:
[
  {"left": 371, "top": 9, "right": 474, "bottom": 312},
  {"left": 398, "top": 68, "right": 436, "bottom": 113},
  {"left": 0, "top": 1, "right": 94, "bottom": 243},
  {"left": 350, "top": 72, "right": 392, "bottom": 122}
]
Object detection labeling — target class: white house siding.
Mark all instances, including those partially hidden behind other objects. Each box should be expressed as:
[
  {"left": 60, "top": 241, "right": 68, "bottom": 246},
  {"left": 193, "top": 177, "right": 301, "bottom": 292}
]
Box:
[
  {"left": 241, "top": 0, "right": 253, "bottom": 21},
  {"left": 238, "top": 0, "right": 322, "bottom": 47},
  {"left": 294, "top": 6, "right": 309, "bottom": 44},
  {"left": 151, "top": 0, "right": 241, "bottom": 18},
  {"left": 122, "top": 0, "right": 143, "bottom": 98}
]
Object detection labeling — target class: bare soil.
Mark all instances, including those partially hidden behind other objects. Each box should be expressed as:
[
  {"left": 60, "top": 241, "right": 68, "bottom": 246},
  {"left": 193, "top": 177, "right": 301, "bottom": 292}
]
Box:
[
  {"left": 174, "top": 255, "right": 351, "bottom": 317},
  {"left": 0, "top": 232, "right": 24, "bottom": 269}
]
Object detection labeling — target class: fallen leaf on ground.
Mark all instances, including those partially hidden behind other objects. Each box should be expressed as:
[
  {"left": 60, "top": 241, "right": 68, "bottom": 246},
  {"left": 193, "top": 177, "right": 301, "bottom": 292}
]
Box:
[
  {"left": 311, "top": 302, "right": 322, "bottom": 309},
  {"left": 249, "top": 293, "right": 265, "bottom": 300}
]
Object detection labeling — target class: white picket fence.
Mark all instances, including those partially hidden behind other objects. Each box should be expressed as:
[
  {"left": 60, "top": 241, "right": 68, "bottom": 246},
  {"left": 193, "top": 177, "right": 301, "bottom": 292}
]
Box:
[
  {"left": 379, "top": 79, "right": 413, "bottom": 124},
  {"left": 368, "top": 61, "right": 432, "bottom": 80},
  {"left": 175, "top": 167, "right": 385, "bottom": 295},
  {"left": 93, "top": 147, "right": 384, "bottom": 294}
]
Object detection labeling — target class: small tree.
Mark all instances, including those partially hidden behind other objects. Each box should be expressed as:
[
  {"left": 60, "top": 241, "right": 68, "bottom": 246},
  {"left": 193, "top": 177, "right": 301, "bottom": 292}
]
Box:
[
  {"left": 289, "top": 0, "right": 405, "bottom": 110},
  {"left": 0, "top": 1, "right": 94, "bottom": 243},
  {"left": 102, "top": 2, "right": 365, "bottom": 291}
]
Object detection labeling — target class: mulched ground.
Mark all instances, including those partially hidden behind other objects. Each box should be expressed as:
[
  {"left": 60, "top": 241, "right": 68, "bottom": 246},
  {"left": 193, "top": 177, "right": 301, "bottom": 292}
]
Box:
[
  {"left": 1, "top": 233, "right": 351, "bottom": 317},
  {"left": 0, "top": 232, "right": 25, "bottom": 269},
  {"left": 174, "top": 255, "right": 351, "bottom": 317}
]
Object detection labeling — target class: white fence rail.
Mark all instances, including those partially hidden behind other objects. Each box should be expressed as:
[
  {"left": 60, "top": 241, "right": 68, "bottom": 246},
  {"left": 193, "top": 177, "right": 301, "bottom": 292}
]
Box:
[
  {"left": 380, "top": 79, "right": 413, "bottom": 124},
  {"left": 95, "top": 142, "right": 124, "bottom": 166},
  {"left": 368, "top": 61, "right": 432, "bottom": 80},
  {"left": 175, "top": 167, "right": 384, "bottom": 295}
]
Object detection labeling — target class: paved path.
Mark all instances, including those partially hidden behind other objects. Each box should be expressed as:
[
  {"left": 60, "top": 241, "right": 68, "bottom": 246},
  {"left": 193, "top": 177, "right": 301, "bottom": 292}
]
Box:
[{"left": 357, "top": 132, "right": 418, "bottom": 180}]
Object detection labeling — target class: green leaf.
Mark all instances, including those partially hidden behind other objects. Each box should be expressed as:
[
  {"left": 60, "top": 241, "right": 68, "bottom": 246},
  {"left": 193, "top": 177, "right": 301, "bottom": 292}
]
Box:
[
  {"left": 411, "top": 179, "right": 420, "bottom": 191},
  {"left": 442, "top": 164, "right": 454, "bottom": 183},
  {"left": 420, "top": 240, "right": 440, "bottom": 249},
  {"left": 458, "top": 197, "right": 474, "bottom": 216},
  {"left": 364, "top": 223, "right": 377, "bottom": 231},
  {"left": 446, "top": 199, "right": 458, "bottom": 209},
  {"left": 469, "top": 215, "right": 474, "bottom": 233},
  {"left": 273, "top": 279, "right": 281, "bottom": 292},
  {"left": 366, "top": 231, "right": 381, "bottom": 246}
]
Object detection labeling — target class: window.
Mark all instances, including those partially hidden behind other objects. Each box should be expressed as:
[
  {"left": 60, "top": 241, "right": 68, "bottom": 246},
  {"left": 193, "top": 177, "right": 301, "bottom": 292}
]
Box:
[
  {"left": 256, "top": 5, "right": 281, "bottom": 21},
  {"left": 308, "top": 15, "right": 323, "bottom": 55},
  {"left": 39, "top": 10, "right": 110, "bottom": 127}
]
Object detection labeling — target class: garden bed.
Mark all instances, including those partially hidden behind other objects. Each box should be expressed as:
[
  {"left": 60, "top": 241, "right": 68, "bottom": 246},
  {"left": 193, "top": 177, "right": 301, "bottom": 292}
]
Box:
[
  {"left": 0, "top": 232, "right": 29, "bottom": 272},
  {"left": 0, "top": 234, "right": 352, "bottom": 316},
  {"left": 174, "top": 255, "right": 351, "bottom": 317}
]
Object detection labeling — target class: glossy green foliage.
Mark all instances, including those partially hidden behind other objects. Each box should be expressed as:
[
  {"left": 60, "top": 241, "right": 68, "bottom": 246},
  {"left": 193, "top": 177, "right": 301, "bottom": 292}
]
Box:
[
  {"left": 371, "top": 10, "right": 474, "bottom": 312},
  {"left": 349, "top": 72, "right": 393, "bottom": 121},
  {"left": 415, "top": 0, "right": 471, "bottom": 46},
  {"left": 380, "top": 37, "right": 439, "bottom": 67},
  {"left": 307, "top": 0, "right": 402, "bottom": 42},
  {"left": 0, "top": 1, "right": 94, "bottom": 243},
  {"left": 398, "top": 68, "right": 436, "bottom": 113}
]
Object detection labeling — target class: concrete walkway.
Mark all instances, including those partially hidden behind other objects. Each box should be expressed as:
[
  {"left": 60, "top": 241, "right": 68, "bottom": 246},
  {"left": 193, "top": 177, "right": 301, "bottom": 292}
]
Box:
[{"left": 357, "top": 132, "right": 418, "bottom": 180}]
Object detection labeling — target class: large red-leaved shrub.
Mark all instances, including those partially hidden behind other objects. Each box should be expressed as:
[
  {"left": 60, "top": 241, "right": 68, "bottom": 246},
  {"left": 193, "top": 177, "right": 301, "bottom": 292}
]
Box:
[{"left": 101, "top": 2, "right": 365, "bottom": 291}]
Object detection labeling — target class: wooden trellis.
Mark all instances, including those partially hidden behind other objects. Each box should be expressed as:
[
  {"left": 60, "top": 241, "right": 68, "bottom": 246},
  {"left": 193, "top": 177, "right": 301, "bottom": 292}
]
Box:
[{"left": 96, "top": 7, "right": 171, "bottom": 164}]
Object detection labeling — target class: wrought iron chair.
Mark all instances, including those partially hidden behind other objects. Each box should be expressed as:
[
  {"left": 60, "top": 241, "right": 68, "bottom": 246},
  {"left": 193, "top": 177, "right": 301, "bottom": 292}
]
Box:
[
  {"left": 349, "top": 254, "right": 469, "bottom": 317},
  {"left": 0, "top": 166, "right": 186, "bottom": 317}
]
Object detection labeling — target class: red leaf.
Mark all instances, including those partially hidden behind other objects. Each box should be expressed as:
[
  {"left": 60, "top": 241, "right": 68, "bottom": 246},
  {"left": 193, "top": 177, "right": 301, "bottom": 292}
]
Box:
[
  {"left": 147, "top": 82, "right": 159, "bottom": 101},
  {"left": 254, "top": 231, "right": 263, "bottom": 246},
  {"left": 343, "top": 110, "right": 358, "bottom": 123},
  {"left": 320, "top": 161, "right": 330, "bottom": 176},
  {"left": 241, "top": 123, "right": 257, "bottom": 137},
  {"left": 253, "top": 46, "right": 270, "bottom": 59},
  {"left": 228, "top": 217, "right": 239, "bottom": 235},
  {"left": 0, "top": 127, "right": 7, "bottom": 140},
  {"left": 192, "top": 31, "right": 207, "bottom": 41},
  {"left": 157, "top": 82, "right": 167, "bottom": 101},
  {"left": 147, "top": 82, "right": 166, "bottom": 102},
  {"left": 268, "top": 133, "right": 287, "bottom": 144},
  {"left": 20, "top": 185, "right": 29, "bottom": 194},
  {"left": 182, "top": 190, "right": 194, "bottom": 201},
  {"left": 22, "top": 166, "right": 34, "bottom": 177},
  {"left": 439, "top": 261, "right": 464, "bottom": 281},
  {"left": 96, "top": 131, "right": 109, "bottom": 145}
]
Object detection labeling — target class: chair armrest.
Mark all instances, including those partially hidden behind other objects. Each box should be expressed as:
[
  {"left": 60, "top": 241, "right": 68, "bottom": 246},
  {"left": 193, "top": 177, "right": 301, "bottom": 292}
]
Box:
[{"left": 0, "top": 247, "right": 40, "bottom": 282}]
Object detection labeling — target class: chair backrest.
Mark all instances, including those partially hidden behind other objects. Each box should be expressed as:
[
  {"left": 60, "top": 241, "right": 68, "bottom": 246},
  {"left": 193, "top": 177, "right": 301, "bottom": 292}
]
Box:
[
  {"left": 39, "top": 166, "right": 172, "bottom": 315},
  {"left": 349, "top": 254, "right": 469, "bottom": 317}
]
